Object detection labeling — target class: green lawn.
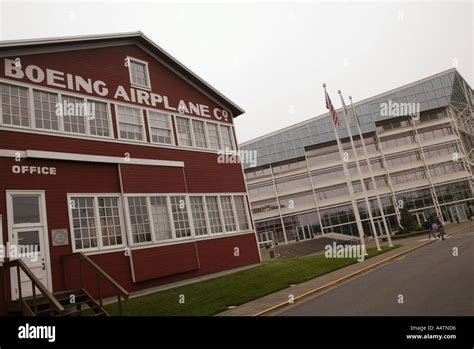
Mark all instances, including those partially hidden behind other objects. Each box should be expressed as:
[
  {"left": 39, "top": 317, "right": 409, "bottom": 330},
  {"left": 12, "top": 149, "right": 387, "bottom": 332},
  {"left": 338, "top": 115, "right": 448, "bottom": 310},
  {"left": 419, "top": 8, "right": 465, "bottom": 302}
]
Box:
[{"left": 106, "top": 245, "right": 399, "bottom": 316}]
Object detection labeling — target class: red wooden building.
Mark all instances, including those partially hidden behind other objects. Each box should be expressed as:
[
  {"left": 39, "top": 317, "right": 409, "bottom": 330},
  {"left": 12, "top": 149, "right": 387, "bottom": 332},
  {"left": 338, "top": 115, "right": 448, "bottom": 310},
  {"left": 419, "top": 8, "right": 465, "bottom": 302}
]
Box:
[{"left": 0, "top": 32, "right": 260, "bottom": 315}]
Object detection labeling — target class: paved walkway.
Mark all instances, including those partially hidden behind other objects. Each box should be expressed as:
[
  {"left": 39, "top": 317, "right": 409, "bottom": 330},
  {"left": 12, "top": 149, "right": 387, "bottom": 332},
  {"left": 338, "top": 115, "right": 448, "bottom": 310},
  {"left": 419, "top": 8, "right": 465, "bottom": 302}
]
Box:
[{"left": 217, "top": 221, "right": 472, "bottom": 316}]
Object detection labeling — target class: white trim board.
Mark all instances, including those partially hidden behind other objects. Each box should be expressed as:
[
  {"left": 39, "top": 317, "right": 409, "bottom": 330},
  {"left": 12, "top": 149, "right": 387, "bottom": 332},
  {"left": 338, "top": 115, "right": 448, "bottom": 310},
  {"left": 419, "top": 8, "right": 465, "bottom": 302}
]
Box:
[{"left": 0, "top": 149, "right": 184, "bottom": 168}]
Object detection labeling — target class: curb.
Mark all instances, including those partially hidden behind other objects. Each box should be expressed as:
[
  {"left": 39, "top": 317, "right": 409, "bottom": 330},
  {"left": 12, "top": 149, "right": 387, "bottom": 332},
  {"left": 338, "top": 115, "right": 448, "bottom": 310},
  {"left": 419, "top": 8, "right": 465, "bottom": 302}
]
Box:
[{"left": 253, "top": 225, "right": 469, "bottom": 316}]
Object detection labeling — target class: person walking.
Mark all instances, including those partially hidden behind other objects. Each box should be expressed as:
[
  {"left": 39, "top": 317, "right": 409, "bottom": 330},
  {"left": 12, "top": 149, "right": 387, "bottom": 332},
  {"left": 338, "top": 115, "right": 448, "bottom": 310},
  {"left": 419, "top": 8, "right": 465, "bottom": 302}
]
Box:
[
  {"left": 436, "top": 216, "right": 446, "bottom": 240},
  {"left": 425, "top": 219, "right": 436, "bottom": 240}
]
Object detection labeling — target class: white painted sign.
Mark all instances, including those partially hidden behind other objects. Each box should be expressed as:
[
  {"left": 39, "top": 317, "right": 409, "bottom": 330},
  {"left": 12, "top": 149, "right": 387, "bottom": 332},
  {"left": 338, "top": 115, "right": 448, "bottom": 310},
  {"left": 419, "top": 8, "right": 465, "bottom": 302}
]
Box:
[
  {"left": 4, "top": 58, "right": 231, "bottom": 121},
  {"left": 12, "top": 165, "right": 56, "bottom": 175}
]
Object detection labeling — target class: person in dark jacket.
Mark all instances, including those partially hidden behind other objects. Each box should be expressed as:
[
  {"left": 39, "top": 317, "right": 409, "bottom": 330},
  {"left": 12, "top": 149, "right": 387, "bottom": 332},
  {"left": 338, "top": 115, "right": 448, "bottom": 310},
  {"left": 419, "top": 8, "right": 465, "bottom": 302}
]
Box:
[
  {"left": 425, "top": 219, "right": 436, "bottom": 240},
  {"left": 436, "top": 216, "right": 446, "bottom": 240}
]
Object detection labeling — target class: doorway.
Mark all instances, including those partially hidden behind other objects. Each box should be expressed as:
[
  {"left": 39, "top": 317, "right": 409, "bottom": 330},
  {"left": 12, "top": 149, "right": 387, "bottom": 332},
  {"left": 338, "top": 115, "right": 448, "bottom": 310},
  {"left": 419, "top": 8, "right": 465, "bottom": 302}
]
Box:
[
  {"left": 6, "top": 191, "right": 52, "bottom": 300},
  {"left": 449, "top": 204, "right": 468, "bottom": 223}
]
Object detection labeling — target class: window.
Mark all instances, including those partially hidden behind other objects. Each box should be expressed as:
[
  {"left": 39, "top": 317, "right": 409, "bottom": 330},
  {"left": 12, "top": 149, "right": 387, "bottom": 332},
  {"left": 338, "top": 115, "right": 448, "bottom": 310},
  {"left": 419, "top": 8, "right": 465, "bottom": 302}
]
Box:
[
  {"left": 70, "top": 196, "right": 124, "bottom": 251},
  {"left": 71, "top": 197, "right": 97, "bottom": 250},
  {"left": 127, "top": 197, "right": 152, "bottom": 243},
  {"left": 12, "top": 196, "right": 40, "bottom": 224},
  {"left": 233, "top": 196, "right": 250, "bottom": 230},
  {"left": 88, "top": 100, "right": 110, "bottom": 137},
  {"left": 220, "top": 125, "right": 234, "bottom": 150},
  {"left": 220, "top": 196, "right": 237, "bottom": 232},
  {"left": 61, "top": 94, "right": 86, "bottom": 134},
  {"left": 98, "top": 197, "right": 123, "bottom": 247},
  {"left": 148, "top": 111, "right": 173, "bottom": 144},
  {"left": 190, "top": 196, "right": 208, "bottom": 236},
  {"left": 150, "top": 196, "right": 172, "bottom": 241},
  {"left": 206, "top": 196, "right": 223, "bottom": 234},
  {"left": 176, "top": 116, "right": 192, "bottom": 146},
  {"left": 116, "top": 105, "right": 144, "bottom": 141},
  {"left": 1, "top": 83, "right": 29, "bottom": 127},
  {"left": 170, "top": 196, "right": 191, "bottom": 238},
  {"left": 33, "top": 90, "right": 59, "bottom": 130},
  {"left": 206, "top": 123, "right": 221, "bottom": 150},
  {"left": 128, "top": 58, "right": 150, "bottom": 89},
  {"left": 192, "top": 120, "right": 208, "bottom": 148}
]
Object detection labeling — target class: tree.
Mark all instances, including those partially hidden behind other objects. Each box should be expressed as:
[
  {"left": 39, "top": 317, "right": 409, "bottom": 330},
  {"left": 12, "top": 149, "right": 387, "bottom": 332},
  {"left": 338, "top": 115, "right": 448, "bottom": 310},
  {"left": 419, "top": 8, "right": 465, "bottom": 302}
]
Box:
[{"left": 400, "top": 207, "right": 417, "bottom": 233}]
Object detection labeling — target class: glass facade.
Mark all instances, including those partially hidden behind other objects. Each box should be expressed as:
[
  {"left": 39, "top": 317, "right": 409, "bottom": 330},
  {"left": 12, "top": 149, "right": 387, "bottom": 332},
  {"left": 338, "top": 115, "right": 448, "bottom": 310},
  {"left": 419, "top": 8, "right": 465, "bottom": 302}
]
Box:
[{"left": 242, "top": 71, "right": 473, "bottom": 245}]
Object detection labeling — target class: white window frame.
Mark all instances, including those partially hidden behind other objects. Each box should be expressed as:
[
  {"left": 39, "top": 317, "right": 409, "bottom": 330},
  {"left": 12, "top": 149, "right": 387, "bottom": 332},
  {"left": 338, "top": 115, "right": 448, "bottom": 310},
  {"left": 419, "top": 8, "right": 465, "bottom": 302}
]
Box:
[
  {"left": 174, "top": 115, "right": 194, "bottom": 147},
  {"left": 126, "top": 56, "right": 152, "bottom": 90},
  {"left": 68, "top": 194, "right": 126, "bottom": 253},
  {"left": 114, "top": 103, "right": 146, "bottom": 143},
  {"left": 125, "top": 195, "right": 154, "bottom": 246},
  {"left": 189, "top": 194, "right": 210, "bottom": 237},
  {"left": 146, "top": 110, "right": 175, "bottom": 145},
  {"left": 148, "top": 195, "right": 175, "bottom": 243},
  {"left": 232, "top": 194, "right": 251, "bottom": 232},
  {"left": 122, "top": 193, "right": 250, "bottom": 248},
  {"left": 0, "top": 82, "right": 31, "bottom": 129},
  {"left": 0, "top": 80, "right": 114, "bottom": 140},
  {"left": 219, "top": 195, "right": 238, "bottom": 233},
  {"left": 219, "top": 124, "right": 236, "bottom": 151},
  {"left": 191, "top": 119, "right": 208, "bottom": 149}
]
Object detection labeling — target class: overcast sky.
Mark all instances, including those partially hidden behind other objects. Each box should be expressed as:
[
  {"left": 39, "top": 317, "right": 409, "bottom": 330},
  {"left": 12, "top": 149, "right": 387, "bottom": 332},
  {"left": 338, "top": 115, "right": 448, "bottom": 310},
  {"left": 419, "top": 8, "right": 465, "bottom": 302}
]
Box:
[{"left": 0, "top": 1, "right": 472, "bottom": 143}]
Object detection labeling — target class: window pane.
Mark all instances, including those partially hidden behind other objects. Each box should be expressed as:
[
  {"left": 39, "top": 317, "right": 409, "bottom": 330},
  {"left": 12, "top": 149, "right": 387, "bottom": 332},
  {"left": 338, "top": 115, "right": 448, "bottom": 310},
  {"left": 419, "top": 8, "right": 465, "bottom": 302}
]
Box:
[
  {"left": 17, "top": 230, "right": 40, "bottom": 254},
  {"left": 150, "top": 196, "right": 172, "bottom": 240},
  {"left": 206, "top": 196, "right": 223, "bottom": 234},
  {"left": 128, "top": 197, "right": 152, "bottom": 243},
  {"left": 206, "top": 123, "right": 221, "bottom": 150},
  {"left": 234, "top": 196, "right": 250, "bottom": 230},
  {"left": 148, "top": 111, "right": 172, "bottom": 144},
  {"left": 220, "top": 196, "right": 237, "bottom": 232},
  {"left": 0, "top": 83, "right": 30, "bottom": 127},
  {"left": 61, "top": 95, "right": 86, "bottom": 134},
  {"left": 12, "top": 196, "right": 40, "bottom": 224},
  {"left": 98, "top": 197, "right": 123, "bottom": 247},
  {"left": 176, "top": 117, "right": 192, "bottom": 146},
  {"left": 220, "top": 125, "right": 234, "bottom": 150},
  {"left": 117, "top": 105, "right": 143, "bottom": 140},
  {"left": 192, "top": 120, "right": 207, "bottom": 148},
  {"left": 71, "top": 197, "right": 98, "bottom": 250},
  {"left": 170, "top": 196, "right": 191, "bottom": 238},
  {"left": 130, "top": 60, "right": 149, "bottom": 88},
  {"left": 190, "top": 196, "right": 208, "bottom": 236},
  {"left": 33, "top": 90, "right": 59, "bottom": 130},
  {"left": 88, "top": 100, "right": 110, "bottom": 137}
]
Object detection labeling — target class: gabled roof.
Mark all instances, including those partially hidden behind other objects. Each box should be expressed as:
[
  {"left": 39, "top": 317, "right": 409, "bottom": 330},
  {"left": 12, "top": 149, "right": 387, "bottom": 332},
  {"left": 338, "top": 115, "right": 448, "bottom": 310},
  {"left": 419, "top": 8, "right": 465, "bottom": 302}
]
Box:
[
  {"left": 241, "top": 68, "right": 472, "bottom": 169},
  {"left": 0, "top": 31, "right": 245, "bottom": 117}
]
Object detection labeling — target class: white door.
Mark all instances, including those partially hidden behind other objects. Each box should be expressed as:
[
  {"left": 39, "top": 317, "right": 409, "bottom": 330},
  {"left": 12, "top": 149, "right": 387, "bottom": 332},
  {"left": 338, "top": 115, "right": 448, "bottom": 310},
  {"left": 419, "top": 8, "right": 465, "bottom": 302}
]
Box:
[
  {"left": 7, "top": 191, "right": 51, "bottom": 299},
  {"left": 456, "top": 205, "right": 468, "bottom": 222},
  {"left": 449, "top": 205, "right": 467, "bottom": 223}
]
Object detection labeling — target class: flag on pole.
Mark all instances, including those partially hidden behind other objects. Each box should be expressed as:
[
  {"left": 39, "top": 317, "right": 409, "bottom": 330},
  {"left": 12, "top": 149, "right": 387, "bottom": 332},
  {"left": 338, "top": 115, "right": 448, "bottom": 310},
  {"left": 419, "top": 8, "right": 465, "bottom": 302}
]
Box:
[
  {"left": 324, "top": 89, "right": 340, "bottom": 128},
  {"left": 338, "top": 90, "right": 351, "bottom": 125},
  {"left": 348, "top": 96, "right": 360, "bottom": 127}
]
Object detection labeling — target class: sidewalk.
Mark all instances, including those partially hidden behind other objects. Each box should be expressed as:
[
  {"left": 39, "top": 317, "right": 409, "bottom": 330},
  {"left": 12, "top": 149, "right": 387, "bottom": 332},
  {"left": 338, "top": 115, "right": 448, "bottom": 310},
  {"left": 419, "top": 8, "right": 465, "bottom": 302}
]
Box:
[{"left": 217, "top": 221, "right": 472, "bottom": 316}]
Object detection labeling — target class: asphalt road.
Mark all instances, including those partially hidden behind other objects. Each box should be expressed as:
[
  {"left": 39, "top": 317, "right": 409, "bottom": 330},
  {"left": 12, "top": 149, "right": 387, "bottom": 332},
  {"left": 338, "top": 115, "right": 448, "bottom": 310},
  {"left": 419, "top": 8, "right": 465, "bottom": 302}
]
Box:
[{"left": 275, "top": 230, "right": 474, "bottom": 316}]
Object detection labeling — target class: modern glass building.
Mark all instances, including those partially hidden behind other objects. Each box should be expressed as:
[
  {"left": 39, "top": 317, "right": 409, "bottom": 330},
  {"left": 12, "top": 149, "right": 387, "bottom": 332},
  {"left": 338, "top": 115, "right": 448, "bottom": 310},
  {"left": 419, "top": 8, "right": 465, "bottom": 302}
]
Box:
[{"left": 240, "top": 69, "right": 473, "bottom": 246}]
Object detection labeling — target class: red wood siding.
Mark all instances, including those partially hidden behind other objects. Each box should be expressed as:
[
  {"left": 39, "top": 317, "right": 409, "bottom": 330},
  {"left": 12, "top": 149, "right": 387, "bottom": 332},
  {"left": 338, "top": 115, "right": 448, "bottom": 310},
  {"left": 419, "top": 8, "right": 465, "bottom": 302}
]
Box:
[
  {"left": 0, "top": 45, "right": 233, "bottom": 124},
  {"left": 0, "top": 131, "right": 248, "bottom": 193}
]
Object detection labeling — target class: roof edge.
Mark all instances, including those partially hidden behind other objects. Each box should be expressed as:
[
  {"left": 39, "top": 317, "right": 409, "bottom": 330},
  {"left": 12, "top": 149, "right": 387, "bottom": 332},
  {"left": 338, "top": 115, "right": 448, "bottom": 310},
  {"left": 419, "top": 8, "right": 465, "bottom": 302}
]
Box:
[
  {"left": 240, "top": 68, "right": 458, "bottom": 147},
  {"left": 0, "top": 31, "right": 245, "bottom": 117}
]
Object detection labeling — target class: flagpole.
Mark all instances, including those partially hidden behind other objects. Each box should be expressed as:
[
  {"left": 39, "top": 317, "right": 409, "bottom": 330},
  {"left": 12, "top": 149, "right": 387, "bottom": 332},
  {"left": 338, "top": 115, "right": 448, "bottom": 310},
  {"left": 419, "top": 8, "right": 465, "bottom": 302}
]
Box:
[
  {"left": 323, "top": 84, "right": 367, "bottom": 255},
  {"left": 349, "top": 95, "right": 394, "bottom": 247},
  {"left": 338, "top": 90, "right": 381, "bottom": 251}
]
